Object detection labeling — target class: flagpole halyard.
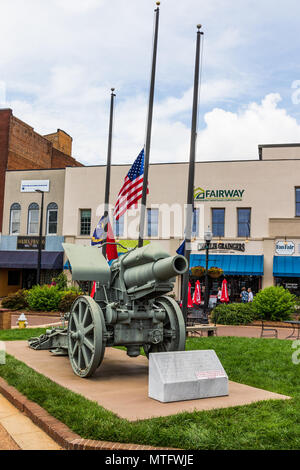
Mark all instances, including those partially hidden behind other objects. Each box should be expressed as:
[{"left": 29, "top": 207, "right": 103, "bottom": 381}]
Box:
[
  {"left": 138, "top": 3, "right": 160, "bottom": 248},
  {"left": 181, "top": 25, "right": 204, "bottom": 327},
  {"left": 103, "top": 88, "right": 116, "bottom": 258}
]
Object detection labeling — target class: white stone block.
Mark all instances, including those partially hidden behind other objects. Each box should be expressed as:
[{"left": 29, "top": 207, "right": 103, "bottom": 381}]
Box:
[{"left": 149, "top": 350, "right": 228, "bottom": 403}]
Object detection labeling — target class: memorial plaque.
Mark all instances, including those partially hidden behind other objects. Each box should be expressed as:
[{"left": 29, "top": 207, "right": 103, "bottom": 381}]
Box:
[{"left": 149, "top": 350, "right": 228, "bottom": 403}]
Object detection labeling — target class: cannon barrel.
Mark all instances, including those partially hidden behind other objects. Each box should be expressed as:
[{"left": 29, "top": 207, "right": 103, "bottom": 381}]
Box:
[{"left": 123, "top": 254, "right": 188, "bottom": 289}]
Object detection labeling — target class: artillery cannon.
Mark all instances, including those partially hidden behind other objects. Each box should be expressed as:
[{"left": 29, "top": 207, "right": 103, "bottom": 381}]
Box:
[{"left": 29, "top": 242, "right": 188, "bottom": 378}]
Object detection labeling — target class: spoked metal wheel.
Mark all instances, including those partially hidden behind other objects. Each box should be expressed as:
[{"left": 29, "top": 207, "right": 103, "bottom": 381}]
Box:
[
  {"left": 68, "top": 296, "right": 106, "bottom": 378},
  {"left": 143, "top": 295, "right": 186, "bottom": 357}
]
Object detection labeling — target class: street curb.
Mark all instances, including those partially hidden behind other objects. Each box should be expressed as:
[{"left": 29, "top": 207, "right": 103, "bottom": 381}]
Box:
[{"left": 0, "top": 377, "right": 174, "bottom": 451}]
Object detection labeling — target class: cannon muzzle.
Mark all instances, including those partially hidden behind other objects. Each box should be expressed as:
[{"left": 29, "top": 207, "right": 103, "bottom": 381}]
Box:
[{"left": 123, "top": 254, "right": 188, "bottom": 289}]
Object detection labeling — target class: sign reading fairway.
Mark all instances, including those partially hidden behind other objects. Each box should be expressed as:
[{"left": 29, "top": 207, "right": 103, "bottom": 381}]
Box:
[{"left": 194, "top": 187, "right": 245, "bottom": 201}]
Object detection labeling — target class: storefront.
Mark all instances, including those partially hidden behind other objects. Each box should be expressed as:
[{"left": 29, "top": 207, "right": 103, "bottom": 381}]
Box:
[
  {"left": 273, "top": 256, "right": 300, "bottom": 297},
  {"left": 190, "top": 254, "right": 264, "bottom": 302},
  {"left": 0, "top": 251, "right": 63, "bottom": 296}
]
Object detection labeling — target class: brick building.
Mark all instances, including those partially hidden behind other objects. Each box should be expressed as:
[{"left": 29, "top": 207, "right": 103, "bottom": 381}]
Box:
[{"left": 0, "top": 108, "right": 83, "bottom": 233}]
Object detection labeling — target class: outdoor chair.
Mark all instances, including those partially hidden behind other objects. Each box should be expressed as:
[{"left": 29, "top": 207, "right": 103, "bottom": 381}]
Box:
[{"left": 260, "top": 320, "right": 278, "bottom": 339}]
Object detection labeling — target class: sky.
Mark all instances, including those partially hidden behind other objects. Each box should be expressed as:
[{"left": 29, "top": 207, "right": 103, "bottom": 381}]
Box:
[{"left": 1, "top": 0, "right": 300, "bottom": 165}]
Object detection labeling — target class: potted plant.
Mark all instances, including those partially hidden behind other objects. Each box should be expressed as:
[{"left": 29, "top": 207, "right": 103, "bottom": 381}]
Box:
[
  {"left": 208, "top": 267, "right": 223, "bottom": 279},
  {"left": 191, "top": 266, "right": 206, "bottom": 278}
]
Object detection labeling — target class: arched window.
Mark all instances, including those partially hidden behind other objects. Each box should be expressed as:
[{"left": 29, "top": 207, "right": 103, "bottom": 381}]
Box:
[
  {"left": 10, "top": 203, "right": 21, "bottom": 235},
  {"left": 47, "top": 203, "right": 58, "bottom": 235},
  {"left": 27, "top": 203, "right": 39, "bottom": 235}
]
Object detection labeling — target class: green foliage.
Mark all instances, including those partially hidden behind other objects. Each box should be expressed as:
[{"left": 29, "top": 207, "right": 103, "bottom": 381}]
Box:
[
  {"left": 26, "top": 285, "right": 64, "bottom": 312},
  {"left": 1, "top": 289, "right": 29, "bottom": 310},
  {"left": 58, "top": 291, "right": 81, "bottom": 313},
  {"left": 211, "top": 303, "right": 257, "bottom": 325},
  {"left": 52, "top": 272, "right": 68, "bottom": 291},
  {"left": 252, "top": 286, "right": 296, "bottom": 321}
]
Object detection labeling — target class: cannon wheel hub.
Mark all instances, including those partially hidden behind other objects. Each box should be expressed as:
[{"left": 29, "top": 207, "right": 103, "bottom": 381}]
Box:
[
  {"left": 143, "top": 295, "right": 186, "bottom": 356},
  {"left": 68, "top": 295, "right": 106, "bottom": 378}
]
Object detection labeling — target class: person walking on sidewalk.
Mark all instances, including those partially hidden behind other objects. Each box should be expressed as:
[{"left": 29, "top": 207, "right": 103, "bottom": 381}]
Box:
[
  {"left": 240, "top": 287, "right": 249, "bottom": 303},
  {"left": 248, "top": 288, "right": 254, "bottom": 303}
]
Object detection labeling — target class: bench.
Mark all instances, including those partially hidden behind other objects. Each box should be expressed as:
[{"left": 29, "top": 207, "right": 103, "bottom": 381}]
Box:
[{"left": 186, "top": 325, "right": 217, "bottom": 338}]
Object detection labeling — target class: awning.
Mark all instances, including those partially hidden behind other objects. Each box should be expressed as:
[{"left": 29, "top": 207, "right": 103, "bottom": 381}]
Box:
[
  {"left": 273, "top": 256, "right": 300, "bottom": 277},
  {"left": 190, "top": 254, "right": 264, "bottom": 276},
  {"left": 0, "top": 251, "right": 63, "bottom": 270}
]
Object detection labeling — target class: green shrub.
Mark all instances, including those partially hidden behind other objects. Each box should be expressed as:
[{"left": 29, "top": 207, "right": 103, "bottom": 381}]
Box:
[
  {"left": 52, "top": 272, "right": 68, "bottom": 291},
  {"left": 58, "top": 292, "right": 81, "bottom": 313},
  {"left": 211, "top": 303, "right": 257, "bottom": 325},
  {"left": 1, "top": 290, "right": 29, "bottom": 310},
  {"left": 252, "top": 286, "right": 295, "bottom": 321},
  {"left": 26, "top": 285, "right": 64, "bottom": 312}
]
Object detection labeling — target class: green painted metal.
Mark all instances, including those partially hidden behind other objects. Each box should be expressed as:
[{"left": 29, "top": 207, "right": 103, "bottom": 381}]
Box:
[
  {"left": 29, "top": 242, "right": 188, "bottom": 378},
  {"left": 63, "top": 243, "right": 111, "bottom": 284}
]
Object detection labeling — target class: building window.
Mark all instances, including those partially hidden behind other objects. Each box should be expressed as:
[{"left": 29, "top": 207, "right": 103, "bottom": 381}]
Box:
[
  {"left": 296, "top": 188, "right": 300, "bottom": 217},
  {"left": 8, "top": 271, "right": 21, "bottom": 286},
  {"left": 237, "top": 208, "right": 251, "bottom": 237},
  {"left": 80, "top": 209, "right": 91, "bottom": 236},
  {"left": 27, "top": 203, "right": 39, "bottom": 235},
  {"left": 113, "top": 215, "right": 124, "bottom": 238},
  {"left": 212, "top": 209, "right": 225, "bottom": 237},
  {"left": 147, "top": 209, "right": 159, "bottom": 237},
  {"left": 192, "top": 208, "right": 199, "bottom": 237},
  {"left": 47, "top": 203, "right": 58, "bottom": 235},
  {"left": 10, "top": 203, "right": 21, "bottom": 235}
]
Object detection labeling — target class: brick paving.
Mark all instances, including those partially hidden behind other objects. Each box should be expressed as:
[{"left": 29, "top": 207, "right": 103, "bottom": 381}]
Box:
[
  {"left": 215, "top": 325, "right": 297, "bottom": 340},
  {"left": 11, "top": 314, "right": 61, "bottom": 328}
]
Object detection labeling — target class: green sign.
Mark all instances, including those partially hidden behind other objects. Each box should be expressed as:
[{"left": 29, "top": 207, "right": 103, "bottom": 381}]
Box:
[
  {"left": 194, "top": 187, "right": 245, "bottom": 201},
  {"left": 116, "top": 239, "right": 150, "bottom": 253}
]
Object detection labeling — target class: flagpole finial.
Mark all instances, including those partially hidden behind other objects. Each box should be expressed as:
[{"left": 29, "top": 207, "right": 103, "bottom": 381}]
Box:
[
  {"left": 156, "top": 1, "right": 160, "bottom": 6},
  {"left": 197, "top": 24, "right": 202, "bottom": 30}
]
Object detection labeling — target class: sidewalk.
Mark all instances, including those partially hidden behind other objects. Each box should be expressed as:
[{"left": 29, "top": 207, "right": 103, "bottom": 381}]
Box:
[
  {"left": 0, "top": 393, "right": 61, "bottom": 450},
  {"left": 216, "top": 325, "right": 296, "bottom": 340}
]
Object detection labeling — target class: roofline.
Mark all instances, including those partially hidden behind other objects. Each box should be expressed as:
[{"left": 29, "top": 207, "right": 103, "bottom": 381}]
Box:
[
  {"left": 6, "top": 157, "right": 300, "bottom": 174},
  {"left": 259, "top": 143, "right": 300, "bottom": 148}
]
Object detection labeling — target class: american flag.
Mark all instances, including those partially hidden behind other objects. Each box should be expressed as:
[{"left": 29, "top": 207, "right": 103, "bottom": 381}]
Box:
[{"left": 114, "top": 149, "right": 148, "bottom": 221}]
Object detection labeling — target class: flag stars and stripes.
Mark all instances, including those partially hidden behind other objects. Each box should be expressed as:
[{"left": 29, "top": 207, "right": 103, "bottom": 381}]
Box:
[{"left": 114, "top": 149, "right": 148, "bottom": 221}]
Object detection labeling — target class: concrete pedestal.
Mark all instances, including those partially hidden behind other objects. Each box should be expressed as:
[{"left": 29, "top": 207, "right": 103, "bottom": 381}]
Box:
[{"left": 149, "top": 350, "right": 228, "bottom": 403}]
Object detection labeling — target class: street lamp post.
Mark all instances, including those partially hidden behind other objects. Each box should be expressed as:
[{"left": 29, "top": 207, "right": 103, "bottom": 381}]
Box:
[
  {"left": 35, "top": 190, "right": 44, "bottom": 285},
  {"left": 204, "top": 227, "right": 213, "bottom": 322}
]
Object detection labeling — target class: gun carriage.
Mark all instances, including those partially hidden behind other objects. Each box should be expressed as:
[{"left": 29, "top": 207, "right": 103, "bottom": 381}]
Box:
[{"left": 29, "top": 242, "right": 188, "bottom": 378}]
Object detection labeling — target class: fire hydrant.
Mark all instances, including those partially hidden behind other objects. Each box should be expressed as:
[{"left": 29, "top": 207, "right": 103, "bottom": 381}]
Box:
[{"left": 17, "top": 313, "right": 28, "bottom": 329}]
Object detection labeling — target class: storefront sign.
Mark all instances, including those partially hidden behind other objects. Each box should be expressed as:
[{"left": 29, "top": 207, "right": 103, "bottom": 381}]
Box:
[
  {"left": 285, "top": 283, "right": 298, "bottom": 289},
  {"left": 17, "top": 236, "right": 45, "bottom": 250},
  {"left": 20, "top": 180, "right": 50, "bottom": 193},
  {"left": 194, "top": 187, "right": 245, "bottom": 201},
  {"left": 275, "top": 241, "right": 295, "bottom": 256},
  {"left": 198, "top": 242, "right": 246, "bottom": 253}
]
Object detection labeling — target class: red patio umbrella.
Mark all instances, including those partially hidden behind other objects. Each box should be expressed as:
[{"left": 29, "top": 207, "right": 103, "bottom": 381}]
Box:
[
  {"left": 220, "top": 279, "right": 229, "bottom": 303},
  {"left": 192, "top": 281, "right": 202, "bottom": 306},
  {"left": 188, "top": 282, "right": 194, "bottom": 308}
]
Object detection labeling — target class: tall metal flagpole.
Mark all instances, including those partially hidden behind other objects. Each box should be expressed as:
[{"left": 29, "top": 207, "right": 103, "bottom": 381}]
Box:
[
  {"left": 103, "top": 88, "right": 116, "bottom": 258},
  {"left": 181, "top": 25, "right": 204, "bottom": 325},
  {"left": 138, "top": 2, "right": 160, "bottom": 248}
]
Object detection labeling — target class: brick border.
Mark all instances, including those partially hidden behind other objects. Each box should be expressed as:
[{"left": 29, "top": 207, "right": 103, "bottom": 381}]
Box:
[{"left": 0, "top": 377, "right": 174, "bottom": 450}]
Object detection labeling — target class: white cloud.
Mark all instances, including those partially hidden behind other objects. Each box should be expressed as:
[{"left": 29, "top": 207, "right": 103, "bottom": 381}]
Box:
[
  {"left": 54, "top": 0, "right": 104, "bottom": 12},
  {"left": 1, "top": 0, "right": 300, "bottom": 167},
  {"left": 197, "top": 94, "right": 300, "bottom": 161}
]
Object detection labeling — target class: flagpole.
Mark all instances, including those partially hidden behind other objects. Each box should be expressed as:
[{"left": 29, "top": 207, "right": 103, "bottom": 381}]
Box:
[
  {"left": 138, "top": 2, "right": 160, "bottom": 248},
  {"left": 181, "top": 25, "right": 204, "bottom": 326},
  {"left": 103, "top": 88, "right": 116, "bottom": 258}
]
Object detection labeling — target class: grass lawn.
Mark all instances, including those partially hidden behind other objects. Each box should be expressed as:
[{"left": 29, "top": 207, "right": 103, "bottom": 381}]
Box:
[
  {"left": 0, "top": 333, "right": 299, "bottom": 449},
  {"left": 0, "top": 328, "right": 48, "bottom": 341}
]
